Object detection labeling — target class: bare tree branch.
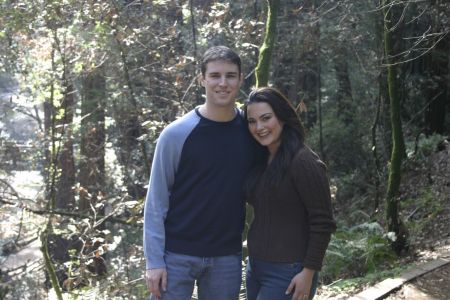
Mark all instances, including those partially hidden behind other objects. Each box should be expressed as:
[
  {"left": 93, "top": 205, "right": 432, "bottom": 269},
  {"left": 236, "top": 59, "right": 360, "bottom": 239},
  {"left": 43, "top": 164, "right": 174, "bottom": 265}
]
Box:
[{"left": 0, "top": 197, "right": 141, "bottom": 227}]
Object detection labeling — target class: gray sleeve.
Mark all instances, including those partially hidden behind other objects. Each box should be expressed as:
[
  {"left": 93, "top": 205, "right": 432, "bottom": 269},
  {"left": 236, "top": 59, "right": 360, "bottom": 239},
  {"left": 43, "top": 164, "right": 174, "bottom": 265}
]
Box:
[{"left": 143, "top": 111, "right": 199, "bottom": 269}]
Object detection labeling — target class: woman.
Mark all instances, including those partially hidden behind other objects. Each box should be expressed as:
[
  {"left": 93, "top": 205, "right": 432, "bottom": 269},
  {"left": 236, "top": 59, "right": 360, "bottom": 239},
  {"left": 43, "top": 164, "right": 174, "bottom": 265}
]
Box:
[{"left": 244, "top": 87, "right": 336, "bottom": 300}]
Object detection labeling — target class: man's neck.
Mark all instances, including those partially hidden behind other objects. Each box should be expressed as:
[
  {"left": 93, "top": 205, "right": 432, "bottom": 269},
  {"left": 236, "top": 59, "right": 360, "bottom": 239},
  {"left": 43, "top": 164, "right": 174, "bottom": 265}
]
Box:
[{"left": 198, "top": 104, "right": 236, "bottom": 122}]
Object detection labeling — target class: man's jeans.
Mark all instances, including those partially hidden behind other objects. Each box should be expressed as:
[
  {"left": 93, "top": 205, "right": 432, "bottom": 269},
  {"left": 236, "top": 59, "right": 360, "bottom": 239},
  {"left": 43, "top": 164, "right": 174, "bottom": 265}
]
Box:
[
  {"left": 245, "top": 257, "right": 318, "bottom": 300},
  {"left": 151, "top": 251, "right": 242, "bottom": 300}
]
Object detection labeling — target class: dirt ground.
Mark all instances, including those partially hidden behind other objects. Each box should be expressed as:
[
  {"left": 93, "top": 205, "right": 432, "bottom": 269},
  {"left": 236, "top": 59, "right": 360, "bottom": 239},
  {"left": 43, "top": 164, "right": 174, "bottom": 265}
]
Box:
[
  {"left": 356, "top": 140, "right": 450, "bottom": 300},
  {"left": 316, "top": 140, "right": 450, "bottom": 300},
  {"left": 384, "top": 262, "right": 450, "bottom": 300},
  {"left": 387, "top": 141, "right": 450, "bottom": 300}
]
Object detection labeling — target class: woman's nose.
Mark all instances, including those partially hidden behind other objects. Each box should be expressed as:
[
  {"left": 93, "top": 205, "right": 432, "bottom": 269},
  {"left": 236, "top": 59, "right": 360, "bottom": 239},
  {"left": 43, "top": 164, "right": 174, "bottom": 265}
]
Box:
[{"left": 256, "top": 122, "right": 264, "bottom": 131}]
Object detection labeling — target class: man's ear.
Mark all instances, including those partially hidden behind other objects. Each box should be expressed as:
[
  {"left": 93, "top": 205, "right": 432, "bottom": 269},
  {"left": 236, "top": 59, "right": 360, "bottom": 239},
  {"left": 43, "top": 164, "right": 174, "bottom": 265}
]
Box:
[{"left": 239, "top": 73, "right": 244, "bottom": 86}]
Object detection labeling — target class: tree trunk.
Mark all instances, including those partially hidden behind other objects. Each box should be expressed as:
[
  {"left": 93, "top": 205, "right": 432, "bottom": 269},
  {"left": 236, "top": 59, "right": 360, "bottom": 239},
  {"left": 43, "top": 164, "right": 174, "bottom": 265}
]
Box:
[
  {"left": 371, "top": 81, "right": 383, "bottom": 213},
  {"left": 78, "top": 69, "right": 106, "bottom": 212},
  {"left": 383, "top": 0, "right": 408, "bottom": 254},
  {"left": 55, "top": 83, "right": 76, "bottom": 209},
  {"left": 255, "top": 0, "right": 279, "bottom": 87},
  {"left": 189, "top": 0, "right": 197, "bottom": 60},
  {"left": 43, "top": 46, "right": 57, "bottom": 201},
  {"left": 278, "top": 0, "right": 320, "bottom": 128},
  {"left": 112, "top": 31, "right": 150, "bottom": 199},
  {"left": 334, "top": 44, "right": 354, "bottom": 124},
  {"left": 317, "top": 46, "right": 324, "bottom": 161}
]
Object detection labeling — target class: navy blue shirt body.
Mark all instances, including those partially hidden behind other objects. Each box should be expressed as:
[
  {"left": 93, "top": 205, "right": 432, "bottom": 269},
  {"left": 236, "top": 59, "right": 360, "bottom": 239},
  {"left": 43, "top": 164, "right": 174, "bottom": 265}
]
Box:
[{"left": 144, "top": 107, "right": 256, "bottom": 268}]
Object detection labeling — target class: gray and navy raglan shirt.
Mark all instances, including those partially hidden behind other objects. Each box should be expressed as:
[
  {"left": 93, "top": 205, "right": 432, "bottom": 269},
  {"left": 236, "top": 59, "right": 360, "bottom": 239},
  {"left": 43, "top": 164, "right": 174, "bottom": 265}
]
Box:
[{"left": 143, "top": 107, "right": 256, "bottom": 269}]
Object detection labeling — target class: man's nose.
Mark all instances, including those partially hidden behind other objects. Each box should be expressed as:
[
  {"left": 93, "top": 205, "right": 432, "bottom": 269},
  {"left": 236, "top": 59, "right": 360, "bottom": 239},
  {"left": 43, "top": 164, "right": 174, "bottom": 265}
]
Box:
[{"left": 219, "top": 76, "right": 227, "bottom": 85}]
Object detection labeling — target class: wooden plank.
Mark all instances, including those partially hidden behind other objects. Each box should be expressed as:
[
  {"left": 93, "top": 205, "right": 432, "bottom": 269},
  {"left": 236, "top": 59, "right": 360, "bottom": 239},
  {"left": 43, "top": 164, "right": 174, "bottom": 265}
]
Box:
[{"left": 348, "top": 257, "right": 450, "bottom": 300}]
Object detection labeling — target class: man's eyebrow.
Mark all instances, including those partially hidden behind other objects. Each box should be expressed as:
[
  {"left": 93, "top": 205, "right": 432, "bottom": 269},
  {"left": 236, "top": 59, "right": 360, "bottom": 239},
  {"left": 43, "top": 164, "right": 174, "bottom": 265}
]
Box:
[{"left": 208, "top": 71, "right": 238, "bottom": 75}]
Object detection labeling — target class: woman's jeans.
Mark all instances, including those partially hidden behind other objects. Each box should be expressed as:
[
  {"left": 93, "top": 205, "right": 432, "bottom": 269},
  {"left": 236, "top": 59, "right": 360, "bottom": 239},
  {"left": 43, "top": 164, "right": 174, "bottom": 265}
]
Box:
[
  {"left": 246, "top": 257, "right": 318, "bottom": 300},
  {"left": 151, "top": 251, "right": 242, "bottom": 300}
]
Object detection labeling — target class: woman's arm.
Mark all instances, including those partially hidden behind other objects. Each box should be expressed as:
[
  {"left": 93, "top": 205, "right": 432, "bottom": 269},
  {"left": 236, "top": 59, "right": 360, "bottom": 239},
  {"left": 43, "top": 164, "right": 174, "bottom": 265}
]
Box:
[
  {"left": 285, "top": 267, "right": 316, "bottom": 300},
  {"left": 291, "top": 147, "right": 337, "bottom": 270}
]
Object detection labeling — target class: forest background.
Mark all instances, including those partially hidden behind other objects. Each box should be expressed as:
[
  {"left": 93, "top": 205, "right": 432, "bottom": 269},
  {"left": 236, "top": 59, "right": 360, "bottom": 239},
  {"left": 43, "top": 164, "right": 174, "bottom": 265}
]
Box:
[{"left": 0, "top": 0, "right": 449, "bottom": 299}]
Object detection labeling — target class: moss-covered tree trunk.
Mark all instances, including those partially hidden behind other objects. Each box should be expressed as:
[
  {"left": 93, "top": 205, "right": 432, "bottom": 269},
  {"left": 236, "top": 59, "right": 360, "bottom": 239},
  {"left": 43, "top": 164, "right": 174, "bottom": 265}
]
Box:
[
  {"left": 383, "top": 0, "right": 408, "bottom": 254},
  {"left": 255, "top": 0, "right": 279, "bottom": 87}
]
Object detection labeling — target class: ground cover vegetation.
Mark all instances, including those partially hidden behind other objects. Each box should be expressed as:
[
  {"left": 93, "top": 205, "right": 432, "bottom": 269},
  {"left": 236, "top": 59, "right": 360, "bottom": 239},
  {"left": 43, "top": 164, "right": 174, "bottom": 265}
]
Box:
[{"left": 0, "top": 0, "right": 448, "bottom": 299}]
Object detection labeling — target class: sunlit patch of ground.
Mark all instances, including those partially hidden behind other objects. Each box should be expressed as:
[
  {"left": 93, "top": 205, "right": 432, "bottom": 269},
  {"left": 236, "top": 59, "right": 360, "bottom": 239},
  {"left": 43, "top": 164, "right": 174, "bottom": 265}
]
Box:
[
  {"left": 0, "top": 170, "right": 44, "bottom": 241},
  {"left": 8, "top": 170, "right": 44, "bottom": 200},
  {"left": 1, "top": 170, "right": 47, "bottom": 300}
]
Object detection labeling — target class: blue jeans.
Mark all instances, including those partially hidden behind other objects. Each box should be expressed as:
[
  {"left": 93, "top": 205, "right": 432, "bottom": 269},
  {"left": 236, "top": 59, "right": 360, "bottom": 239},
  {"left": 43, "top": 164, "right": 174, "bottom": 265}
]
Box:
[
  {"left": 151, "top": 251, "right": 242, "bottom": 300},
  {"left": 245, "top": 257, "right": 318, "bottom": 300}
]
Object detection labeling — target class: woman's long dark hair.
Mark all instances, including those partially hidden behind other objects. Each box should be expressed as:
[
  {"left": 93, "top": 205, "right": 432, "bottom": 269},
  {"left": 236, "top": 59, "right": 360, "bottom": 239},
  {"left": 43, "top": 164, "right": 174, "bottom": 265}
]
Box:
[{"left": 244, "top": 87, "right": 306, "bottom": 196}]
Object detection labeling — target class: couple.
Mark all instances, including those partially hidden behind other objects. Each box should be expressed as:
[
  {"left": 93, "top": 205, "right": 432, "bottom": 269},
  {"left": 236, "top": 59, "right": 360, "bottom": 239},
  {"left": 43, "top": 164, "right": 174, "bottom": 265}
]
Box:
[{"left": 143, "top": 46, "right": 336, "bottom": 300}]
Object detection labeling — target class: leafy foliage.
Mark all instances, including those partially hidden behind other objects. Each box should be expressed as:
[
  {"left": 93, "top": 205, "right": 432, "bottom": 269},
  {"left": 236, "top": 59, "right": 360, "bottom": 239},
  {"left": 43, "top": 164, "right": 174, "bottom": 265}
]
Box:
[
  {"left": 321, "top": 221, "right": 397, "bottom": 283},
  {"left": 0, "top": 0, "right": 449, "bottom": 298},
  {"left": 404, "top": 187, "right": 444, "bottom": 245},
  {"left": 407, "top": 133, "right": 447, "bottom": 160}
]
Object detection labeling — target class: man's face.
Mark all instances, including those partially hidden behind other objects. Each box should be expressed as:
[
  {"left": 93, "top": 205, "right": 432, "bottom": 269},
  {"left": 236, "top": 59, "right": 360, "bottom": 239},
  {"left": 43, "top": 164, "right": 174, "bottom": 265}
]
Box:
[{"left": 201, "top": 60, "right": 242, "bottom": 109}]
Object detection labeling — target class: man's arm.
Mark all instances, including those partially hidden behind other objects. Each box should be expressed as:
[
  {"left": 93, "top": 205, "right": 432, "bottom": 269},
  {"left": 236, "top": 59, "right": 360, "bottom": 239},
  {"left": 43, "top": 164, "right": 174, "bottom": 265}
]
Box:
[
  {"left": 143, "top": 111, "right": 198, "bottom": 296},
  {"left": 143, "top": 127, "right": 179, "bottom": 295},
  {"left": 143, "top": 128, "right": 174, "bottom": 269}
]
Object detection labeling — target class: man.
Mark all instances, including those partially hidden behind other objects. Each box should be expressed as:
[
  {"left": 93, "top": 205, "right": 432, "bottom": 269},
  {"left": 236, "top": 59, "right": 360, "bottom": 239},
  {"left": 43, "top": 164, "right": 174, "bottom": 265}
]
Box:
[{"left": 144, "top": 46, "right": 255, "bottom": 299}]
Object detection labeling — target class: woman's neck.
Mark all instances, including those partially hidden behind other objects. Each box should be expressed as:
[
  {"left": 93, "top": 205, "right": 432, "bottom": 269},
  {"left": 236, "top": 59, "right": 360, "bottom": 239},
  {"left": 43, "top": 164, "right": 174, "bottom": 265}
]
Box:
[{"left": 267, "top": 143, "right": 280, "bottom": 164}]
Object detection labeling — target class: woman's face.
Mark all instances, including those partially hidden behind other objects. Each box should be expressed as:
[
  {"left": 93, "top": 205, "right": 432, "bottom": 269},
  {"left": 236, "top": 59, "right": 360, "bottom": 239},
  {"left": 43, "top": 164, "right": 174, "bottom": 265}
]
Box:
[{"left": 246, "top": 102, "right": 284, "bottom": 154}]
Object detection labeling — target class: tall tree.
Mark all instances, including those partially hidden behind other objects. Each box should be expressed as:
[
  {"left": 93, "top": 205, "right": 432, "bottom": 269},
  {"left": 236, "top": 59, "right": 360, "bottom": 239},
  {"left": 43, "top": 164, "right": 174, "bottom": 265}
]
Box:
[
  {"left": 255, "top": 0, "right": 279, "bottom": 87},
  {"left": 55, "top": 23, "right": 76, "bottom": 209},
  {"left": 383, "top": 0, "right": 408, "bottom": 254},
  {"left": 78, "top": 68, "right": 106, "bottom": 212},
  {"left": 55, "top": 82, "right": 76, "bottom": 209},
  {"left": 274, "top": 0, "right": 321, "bottom": 128},
  {"left": 334, "top": 44, "right": 354, "bottom": 124}
]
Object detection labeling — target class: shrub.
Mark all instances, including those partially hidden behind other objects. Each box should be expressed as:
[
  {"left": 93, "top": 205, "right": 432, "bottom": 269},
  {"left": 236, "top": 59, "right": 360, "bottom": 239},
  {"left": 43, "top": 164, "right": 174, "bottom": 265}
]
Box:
[{"left": 321, "top": 221, "right": 397, "bottom": 283}]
